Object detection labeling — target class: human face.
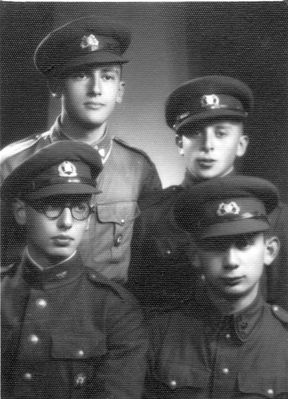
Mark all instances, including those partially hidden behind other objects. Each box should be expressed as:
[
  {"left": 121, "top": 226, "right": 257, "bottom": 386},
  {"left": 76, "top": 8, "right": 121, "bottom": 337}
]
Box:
[
  {"left": 197, "top": 233, "right": 278, "bottom": 308},
  {"left": 177, "top": 119, "right": 248, "bottom": 180},
  {"left": 61, "top": 64, "right": 125, "bottom": 129},
  {"left": 13, "top": 196, "right": 91, "bottom": 267}
]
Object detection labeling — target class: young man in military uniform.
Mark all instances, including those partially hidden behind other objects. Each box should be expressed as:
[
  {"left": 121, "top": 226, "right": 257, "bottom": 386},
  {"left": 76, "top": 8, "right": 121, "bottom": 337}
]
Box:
[
  {"left": 1, "top": 141, "right": 147, "bottom": 399},
  {"left": 0, "top": 16, "right": 161, "bottom": 283},
  {"left": 128, "top": 75, "right": 288, "bottom": 312},
  {"left": 145, "top": 176, "right": 288, "bottom": 399}
]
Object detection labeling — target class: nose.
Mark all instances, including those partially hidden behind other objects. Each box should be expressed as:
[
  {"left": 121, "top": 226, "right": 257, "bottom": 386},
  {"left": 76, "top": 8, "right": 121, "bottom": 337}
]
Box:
[
  {"left": 224, "top": 246, "right": 240, "bottom": 270},
  {"left": 200, "top": 130, "right": 214, "bottom": 152},
  {"left": 89, "top": 71, "right": 102, "bottom": 95},
  {"left": 57, "top": 207, "right": 73, "bottom": 230}
]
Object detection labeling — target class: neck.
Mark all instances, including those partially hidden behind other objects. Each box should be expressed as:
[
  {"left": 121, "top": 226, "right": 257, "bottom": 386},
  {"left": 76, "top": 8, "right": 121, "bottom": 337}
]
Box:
[
  {"left": 60, "top": 113, "right": 107, "bottom": 144},
  {"left": 207, "top": 284, "right": 259, "bottom": 315}
]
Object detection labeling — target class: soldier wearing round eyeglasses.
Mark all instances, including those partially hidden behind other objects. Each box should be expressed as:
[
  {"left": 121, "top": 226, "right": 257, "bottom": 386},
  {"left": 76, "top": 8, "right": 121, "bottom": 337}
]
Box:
[{"left": 1, "top": 141, "right": 147, "bottom": 399}]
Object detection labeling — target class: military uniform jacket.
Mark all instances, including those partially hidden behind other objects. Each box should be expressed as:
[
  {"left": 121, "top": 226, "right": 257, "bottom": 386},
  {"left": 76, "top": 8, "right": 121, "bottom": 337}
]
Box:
[
  {"left": 0, "top": 117, "right": 162, "bottom": 282},
  {"left": 1, "top": 252, "right": 148, "bottom": 399},
  {"left": 145, "top": 292, "right": 288, "bottom": 399}
]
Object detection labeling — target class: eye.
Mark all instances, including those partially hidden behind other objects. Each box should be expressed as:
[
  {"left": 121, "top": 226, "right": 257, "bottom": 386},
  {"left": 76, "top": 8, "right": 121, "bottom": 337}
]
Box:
[
  {"left": 234, "top": 234, "right": 256, "bottom": 249},
  {"left": 102, "top": 72, "right": 116, "bottom": 81},
  {"left": 215, "top": 128, "right": 228, "bottom": 138},
  {"left": 71, "top": 70, "right": 88, "bottom": 80}
]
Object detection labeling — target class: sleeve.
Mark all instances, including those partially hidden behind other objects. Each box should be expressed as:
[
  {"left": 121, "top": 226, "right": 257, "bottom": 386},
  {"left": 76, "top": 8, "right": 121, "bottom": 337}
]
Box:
[
  {"left": 267, "top": 202, "right": 288, "bottom": 311},
  {"left": 99, "top": 293, "right": 148, "bottom": 399}
]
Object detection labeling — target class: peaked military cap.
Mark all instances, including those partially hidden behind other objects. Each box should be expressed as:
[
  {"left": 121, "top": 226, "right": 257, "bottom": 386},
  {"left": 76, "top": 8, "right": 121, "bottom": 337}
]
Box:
[
  {"left": 166, "top": 75, "right": 254, "bottom": 132},
  {"left": 34, "top": 16, "right": 131, "bottom": 77},
  {"left": 174, "top": 176, "right": 279, "bottom": 240},
  {"left": 1, "top": 141, "right": 103, "bottom": 201}
]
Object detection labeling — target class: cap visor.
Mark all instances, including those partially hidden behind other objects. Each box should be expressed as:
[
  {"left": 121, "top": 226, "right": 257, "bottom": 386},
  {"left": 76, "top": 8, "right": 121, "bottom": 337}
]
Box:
[
  {"left": 62, "top": 51, "right": 129, "bottom": 71},
  {"left": 201, "top": 219, "right": 270, "bottom": 239},
  {"left": 26, "top": 184, "right": 100, "bottom": 200},
  {"left": 177, "top": 109, "right": 246, "bottom": 130}
]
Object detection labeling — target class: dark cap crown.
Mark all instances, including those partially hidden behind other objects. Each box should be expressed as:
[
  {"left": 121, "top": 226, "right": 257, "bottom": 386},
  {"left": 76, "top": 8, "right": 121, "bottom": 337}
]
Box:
[
  {"left": 1, "top": 141, "right": 103, "bottom": 201},
  {"left": 34, "top": 16, "right": 131, "bottom": 77},
  {"left": 166, "top": 75, "right": 254, "bottom": 132},
  {"left": 174, "top": 176, "right": 279, "bottom": 240}
]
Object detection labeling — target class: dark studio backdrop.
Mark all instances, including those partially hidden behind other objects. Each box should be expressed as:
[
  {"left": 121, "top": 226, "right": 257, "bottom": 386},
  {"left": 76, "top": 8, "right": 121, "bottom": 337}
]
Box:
[{"left": 1, "top": 1, "right": 288, "bottom": 201}]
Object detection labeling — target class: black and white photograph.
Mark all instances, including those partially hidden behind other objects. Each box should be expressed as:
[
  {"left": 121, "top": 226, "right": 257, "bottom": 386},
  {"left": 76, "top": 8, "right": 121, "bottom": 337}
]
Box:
[{"left": 1, "top": 1, "right": 288, "bottom": 398}]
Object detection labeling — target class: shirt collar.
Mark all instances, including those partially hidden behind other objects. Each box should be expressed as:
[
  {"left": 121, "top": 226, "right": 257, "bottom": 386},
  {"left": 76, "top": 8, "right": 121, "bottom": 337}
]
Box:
[
  {"left": 51, "top": 116, "right": 113, "bottom": 163},
  {"left": 181, "top": 168, "right": 236, "bottom": 188}
]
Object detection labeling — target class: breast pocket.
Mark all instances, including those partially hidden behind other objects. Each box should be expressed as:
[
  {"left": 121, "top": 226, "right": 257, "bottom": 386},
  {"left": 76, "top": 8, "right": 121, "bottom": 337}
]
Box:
[
  {"left": 96, "top": 201, "right": 140, "bottom": 263},
  {"left": 51, "top": 331, "right": 108, "bottom": 390},
  {"left": 238, "top": 371, "right": 288, "bottom": 398},
  {"left": 152, "top": 362, "right": 210, "bottom": 398}
]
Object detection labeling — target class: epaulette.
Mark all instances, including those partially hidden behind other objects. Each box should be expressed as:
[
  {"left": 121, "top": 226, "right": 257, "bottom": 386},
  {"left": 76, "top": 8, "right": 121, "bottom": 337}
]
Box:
[
  {"left": 271, "top": 304, "right": 288, "bottom": 324},
  {"left": 86, "top": 269, "right": 134, "bottom": 302},
  {"left": 0, "top": 130, "right": 51, "bottom": 163},
  {"left": 113, "top": 137, "right": 155, "bottom": 163}
]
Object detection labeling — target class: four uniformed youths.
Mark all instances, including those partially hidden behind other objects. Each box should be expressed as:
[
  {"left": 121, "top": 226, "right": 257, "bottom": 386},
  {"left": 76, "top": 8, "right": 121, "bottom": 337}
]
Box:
[
  {"left": 1, "top": 141, "right": 148, "bottom": 399},
  {"left": 1, "top": 15, "right": 288, "bottom": 399}
]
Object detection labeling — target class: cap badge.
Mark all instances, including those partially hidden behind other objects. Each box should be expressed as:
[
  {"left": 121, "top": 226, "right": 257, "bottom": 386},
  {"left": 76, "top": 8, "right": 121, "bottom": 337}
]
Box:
[
  {"left": 80, "top": 34, "right": 99, "bottom": 52},
  {"left": 58, "top": 161, "right": 78, "bottom": 177},
  {"left": 201, "top": 94, "right": 220, "bottom": 109},
  {"left": 217, "top": 201, "right": 240, "bottom": 217}
]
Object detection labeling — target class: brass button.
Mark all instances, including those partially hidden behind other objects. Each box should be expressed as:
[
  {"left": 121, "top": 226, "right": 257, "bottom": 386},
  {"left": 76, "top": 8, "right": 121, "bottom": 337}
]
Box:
[
  {"left": 23, "top": 372, "right": 32, "bottom": 381},
  {"left": 36, "top": 298, "right": 47, "bottom": 308},
  {"left": 170, "top": 380, "right": 177, "bottom": 389},
  {"left": 29, "top": 334, "right": 39, "bottom": 344},
  {"left": 225, "top": 333, "right": 231, "bottom": 339},
  {"left": 267, "top": 388, "right": 274, "bottom": 397},
  {"left": 77, "top": 349, "right": 85, "bottom": 358},
  {"left": 222, "top": 368, "right": 229, "bottom": 375}
]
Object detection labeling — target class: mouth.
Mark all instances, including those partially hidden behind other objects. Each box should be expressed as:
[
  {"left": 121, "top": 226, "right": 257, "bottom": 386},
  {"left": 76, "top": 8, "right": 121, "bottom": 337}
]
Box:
[
  {"left": 52, "top": 236, "right": 73, "bottom": 246},
  {"left": 221, "top": 276, "right": 244, "bottom": 286},
  {"left": 197, "top": 158, "right": 216, "bottom": 168},
  {"left": 84, "top": 102, "right": 104, "bottom": 110}
]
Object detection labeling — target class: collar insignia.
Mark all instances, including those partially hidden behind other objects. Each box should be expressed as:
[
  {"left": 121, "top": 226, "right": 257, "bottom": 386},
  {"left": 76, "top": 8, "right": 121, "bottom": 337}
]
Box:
[
  {"left": 58, "top": 161, "right": 77, "bottom": 177},
  {"left": 201, "top": 94, "right": 220, "bottom": 108},
  {"left": 217, "top": 201, "right": 240, "bottom": 217},
  {"left": 80, "top": 34, "right": 99, "bottom": 52}
]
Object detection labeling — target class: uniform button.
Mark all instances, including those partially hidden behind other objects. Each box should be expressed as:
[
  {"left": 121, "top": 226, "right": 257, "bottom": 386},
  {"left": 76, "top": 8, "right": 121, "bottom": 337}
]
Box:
[
  {"left": 273, "top": 305, "right": 279, "bottom": 312},
  {"left": 76, "top": 349, "right": 85, "bottom": 358},
  {"left": 29, "top": 334, "right": 39, "bottom": 344},
  {"left": 222, "top": 368, "right": 229, "bottom": 375},
  {"left": 115, "top": 235, "right": 122, "bottom": 246},
  {"left": 23, "top": 372, "right": 33, "bottom": 381},
  {"left": 74, "top": 373, "right": 87, "bottom": 387},
  {"left": 170, "top": 380, "right": 177, "bottom": 389},
  {"left": 36, "top": 298, "right": 47, "bottom": 308},
  {"left": 120, "top": 219, "right": 125, "bottom": 226},
  {"left": 166, "top": 249, "right": 172, "bottom": 255},
  {"left": 225, "top": 333, "right": 231, "bottom": 339},
  {"left": 267, "top": 388, "right": 274, "bottom": 397}
]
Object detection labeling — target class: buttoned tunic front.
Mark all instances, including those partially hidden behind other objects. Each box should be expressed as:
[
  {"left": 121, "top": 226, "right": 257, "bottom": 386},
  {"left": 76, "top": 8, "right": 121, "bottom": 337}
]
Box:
[
  {"left": 145, "top": 292, "right": 288, "bottom": 399},
  {"left": 1, "top": 252, "right": 148, "bottom": 399},
  {"left": 0, "top": 117, "right": 162, "bottom": 282}
]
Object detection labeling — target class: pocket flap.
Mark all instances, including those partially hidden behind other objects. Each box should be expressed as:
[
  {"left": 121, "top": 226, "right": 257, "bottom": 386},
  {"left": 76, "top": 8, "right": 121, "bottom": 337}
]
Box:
[
  {"left": 97, "top": 202, "right": 140, "bottom": 224},
  {"left": 238, "top": 372, "right": 288, "bottom": 396},
  {"left": 51, "top": 331, "right": 107, "bottom": 359}
]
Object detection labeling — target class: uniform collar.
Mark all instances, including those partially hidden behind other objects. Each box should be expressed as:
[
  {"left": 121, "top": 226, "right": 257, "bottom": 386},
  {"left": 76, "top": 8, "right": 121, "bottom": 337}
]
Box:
[
  {"left": 194, "top": 288, "right": 264, "bottom": 342},
  {"left": 181, "top": 168, "right": 236, "bottom": 188},
  {"left": 51, "top": 116, "right": 113, "bottom": 163},
  {"left": 22, "top": 249, "right": 83, "bottom": 287}
]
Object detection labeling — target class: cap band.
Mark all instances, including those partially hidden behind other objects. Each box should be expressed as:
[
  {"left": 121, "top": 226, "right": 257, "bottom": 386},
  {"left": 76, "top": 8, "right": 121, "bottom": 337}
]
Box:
[
  {"left": 197, "top": 212, "right": 269, "bottom": 231},
  {"left": 27, "top": 177, "right": 96, "bottom": 193}
]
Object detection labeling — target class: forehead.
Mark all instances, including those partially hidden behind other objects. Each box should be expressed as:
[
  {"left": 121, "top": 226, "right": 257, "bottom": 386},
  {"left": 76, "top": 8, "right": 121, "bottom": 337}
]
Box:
[{"left": 67, "top": 63, "right": 122, "bottom": 74}]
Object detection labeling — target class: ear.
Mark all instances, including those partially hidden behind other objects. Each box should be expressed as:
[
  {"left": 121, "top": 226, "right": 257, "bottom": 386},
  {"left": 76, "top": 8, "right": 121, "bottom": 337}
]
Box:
[
  {"left": 175, "top": 134, "right": 184, "bottom": 156},
  {"left": 236, "top": 134, "right": 249, "bottom": 158},
  {"left": 12, "top": 199, "right": 27, "bottom": 226},
  {"left": 264, "top": 235, "right": 280, "bottom": 266},
  {"left": 116, "top": 81, "right": 125, "bottom": 104},
  {"left": 47, "top": 78, "right": 63, "bottom": 98}
]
